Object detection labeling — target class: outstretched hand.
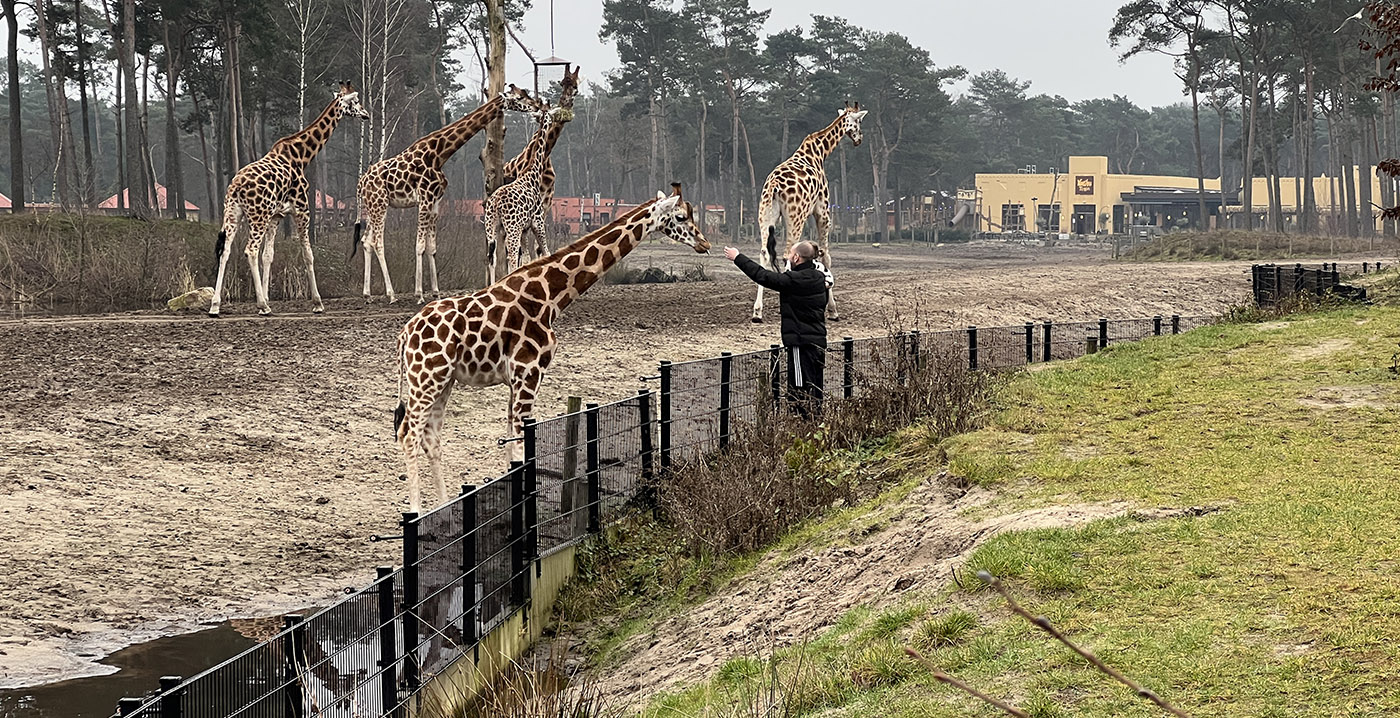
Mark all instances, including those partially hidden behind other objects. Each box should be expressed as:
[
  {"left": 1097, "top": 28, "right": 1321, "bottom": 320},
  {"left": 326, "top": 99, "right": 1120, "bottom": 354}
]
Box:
[{"left": 723, "top": 247, "right": 740, "bottom": 261}]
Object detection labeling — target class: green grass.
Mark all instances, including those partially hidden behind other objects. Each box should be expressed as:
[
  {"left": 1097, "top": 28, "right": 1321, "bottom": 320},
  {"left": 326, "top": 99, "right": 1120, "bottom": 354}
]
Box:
[{"left": 633, "top": 302, "right": 1400, "bottom": 717}]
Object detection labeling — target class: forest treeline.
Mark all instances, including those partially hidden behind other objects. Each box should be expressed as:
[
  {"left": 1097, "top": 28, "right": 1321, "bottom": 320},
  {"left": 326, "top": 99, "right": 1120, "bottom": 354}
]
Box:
[{"left": 1, "top": 0, "right": 1396, "bottom": 239}]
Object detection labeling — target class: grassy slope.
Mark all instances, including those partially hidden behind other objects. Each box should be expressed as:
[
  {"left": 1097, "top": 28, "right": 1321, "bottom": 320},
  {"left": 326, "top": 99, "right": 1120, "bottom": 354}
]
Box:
[
  {"left": 1124, "top": 230, "right": 1386, "bottom": 261},
  {"left": 643, "top": 300, "right": 1400, "bottom": 717}
]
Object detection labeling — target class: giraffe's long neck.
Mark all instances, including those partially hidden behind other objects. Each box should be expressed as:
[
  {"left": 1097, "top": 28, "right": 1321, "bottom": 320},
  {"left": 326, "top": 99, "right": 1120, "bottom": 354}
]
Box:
[
  {"left": 414, "top": 95, "right": 505, "bottom": 170},
  {"left": 796, "top": 115, "right": 846, "bottom": 163},
  {"left": 518, "top": 200, "right": 657, "bottom": 312},
  {"left": 538, "top": 118, "right": 569, "bottom": 162},
  {"left": 270, "top": 97, "right": 342, "bottom": 169}
]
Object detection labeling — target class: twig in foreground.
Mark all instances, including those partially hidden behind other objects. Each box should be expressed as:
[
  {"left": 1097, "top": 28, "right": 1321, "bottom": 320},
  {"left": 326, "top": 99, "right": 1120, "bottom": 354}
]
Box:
[
  {"left": 977, "top": 570, "right": 1193, "bottom": 718},
  {"left": 902, "top": 648, "right": 1028, "bottom": 717}
]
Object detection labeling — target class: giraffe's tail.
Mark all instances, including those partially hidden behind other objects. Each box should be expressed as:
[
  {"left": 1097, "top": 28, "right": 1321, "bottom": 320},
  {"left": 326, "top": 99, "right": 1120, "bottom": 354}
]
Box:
[
  {"left": 350, "top": 221, "right": 363, "bottom": 261},
  {"left": 393, "top": 331, "right": 407, "bottom": 440},
  {"left": 214, "top": 231, "right": 227, "bottom": 279}
]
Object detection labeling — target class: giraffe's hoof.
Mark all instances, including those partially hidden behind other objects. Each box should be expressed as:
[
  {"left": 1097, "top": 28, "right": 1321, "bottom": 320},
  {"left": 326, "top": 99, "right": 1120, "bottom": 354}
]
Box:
[
  {"left": 750, "top": 316, "right": 763, "bottom": 324},
  {"left": 828, "top": 314, "right": 841, "bottom": 322},
  {"left": 387, "top": 297, "right": 397, "bottom": 305},
  {"left": 207, "top": 311, "right": 221, "bottom": 318},
  {"left": 258, "top": 309, "right": 273, "bottom": 317},
  {"left": 313, "top": 306, "right": 325, "bottom": 314}
]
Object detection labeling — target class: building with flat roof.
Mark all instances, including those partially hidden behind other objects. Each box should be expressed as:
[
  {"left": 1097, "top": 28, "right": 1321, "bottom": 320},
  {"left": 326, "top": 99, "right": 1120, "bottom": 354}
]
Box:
[{"left": 972, "top": 155, "right": 1386, "bottom": 234}]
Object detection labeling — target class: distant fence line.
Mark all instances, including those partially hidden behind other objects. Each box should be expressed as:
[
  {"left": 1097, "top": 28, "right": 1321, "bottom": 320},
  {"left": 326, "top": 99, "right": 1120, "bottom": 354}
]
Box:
[
  {"left": 114, "top": 313, "right": 1216, "bottom": 718},
  {"left": 1250, "top": 262, "right": 1379, "bottom": 306}
]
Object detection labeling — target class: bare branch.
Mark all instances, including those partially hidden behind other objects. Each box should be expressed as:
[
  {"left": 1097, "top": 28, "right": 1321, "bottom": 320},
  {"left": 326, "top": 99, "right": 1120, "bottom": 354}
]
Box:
[
  {"left": 903, "top": 648, "right": 1029, "bottom": 717},
  {"left": 977, "top": 571, "right": 1194, "bottom": 718}
]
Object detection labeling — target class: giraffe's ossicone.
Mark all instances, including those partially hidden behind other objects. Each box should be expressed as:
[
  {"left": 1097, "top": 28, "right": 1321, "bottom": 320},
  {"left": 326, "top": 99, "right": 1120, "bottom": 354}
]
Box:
[
  {"left": 751, "top": 103, "right": 868, "bottom": 324},
  {"left": 392, "top": 184, "right": 709, "bottom": 512},
  {"left": 210, "top": 82, "right": 370, "bottom": 317}
]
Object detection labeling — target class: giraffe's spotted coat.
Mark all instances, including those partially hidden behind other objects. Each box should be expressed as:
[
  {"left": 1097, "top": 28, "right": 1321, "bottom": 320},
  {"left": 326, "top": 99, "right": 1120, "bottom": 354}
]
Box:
[{"left": 393, "top": 187, "right": 710, "bottom": 512}]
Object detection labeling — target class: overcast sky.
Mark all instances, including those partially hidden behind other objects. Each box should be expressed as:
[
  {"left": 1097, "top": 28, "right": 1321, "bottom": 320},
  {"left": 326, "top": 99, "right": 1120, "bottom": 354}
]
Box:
[{"left": 502, "top": 0, "right": 1188, "bottom": 108}]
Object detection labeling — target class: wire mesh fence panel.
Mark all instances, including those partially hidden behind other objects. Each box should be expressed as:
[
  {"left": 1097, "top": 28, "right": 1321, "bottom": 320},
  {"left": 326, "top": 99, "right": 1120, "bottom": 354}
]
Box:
[
  {"left": 1105, "top": 318, "right": 1156, "bottom": 344},
  {"left": 666, "top": 358, "right": 723, "bottom": 463},
  {"left": 594, "top": 393, "right": 649, "bottom": 524},
  {"left": 1177, "top": 315, "right": 1216, "bottom": 332},
  {"left": 977, "top": 325, "right": 1030, "bottom": 370},
  {"left": 530, "top": 410, "right": 589, "bottom": 557},
  {"left": 409, "top": 492, "right": 470, "bottom": 680},
  {"left": 468, "top": 470, "right": 520, "bottom": 640},
  {"left": 293, "top": 572, "right": 402, "bottom": 718},
  {"left": 1047, "top": 320, "right": 1098, "bottom": 360},
  {"left": 727, "top": 348, "right": 780, "bottom": 430}
]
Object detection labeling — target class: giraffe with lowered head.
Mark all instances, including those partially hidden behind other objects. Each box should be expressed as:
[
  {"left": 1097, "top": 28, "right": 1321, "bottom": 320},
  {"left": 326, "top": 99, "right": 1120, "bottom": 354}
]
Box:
[
  {"left": 393, "top": 184, "right": 709, "bottom": 512},
  {"left": 210, "top": 82, "right": 370, "bottom": 317},
  {"left": 750, "top": 103, "right": 867, "bottom": 323},
  {"left": 353, "top": 85, "right": 545, "bottom": 303}
]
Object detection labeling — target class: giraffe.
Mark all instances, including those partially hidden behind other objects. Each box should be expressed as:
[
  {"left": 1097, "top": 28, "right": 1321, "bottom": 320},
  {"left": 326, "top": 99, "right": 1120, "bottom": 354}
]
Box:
[
  {"left": 482, "top": 105, "right": 569, "bottom": 284},
  {"left": 502, "top": 65, "right": 582, "bottom": 252},
  {"left": 210, "top": 82, "right": 370, "bottom": 317},
  {"left": 353, "top": 85, "right": 545, "bottom": 303},
  {"left": 749, "top": 103, "right": 868, "bottom": 324},
  {"left": 393, "top": 184, "right": 709, "bottom": 512}
]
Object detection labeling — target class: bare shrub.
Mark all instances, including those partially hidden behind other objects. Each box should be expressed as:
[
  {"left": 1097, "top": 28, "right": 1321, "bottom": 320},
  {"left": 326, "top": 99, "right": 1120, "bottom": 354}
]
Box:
[
  {"left": 660, "top": 336, "right": 997, "bottom": 556},
  {"left": 445, "top": 642, "right": 619, "bottom": 718}
]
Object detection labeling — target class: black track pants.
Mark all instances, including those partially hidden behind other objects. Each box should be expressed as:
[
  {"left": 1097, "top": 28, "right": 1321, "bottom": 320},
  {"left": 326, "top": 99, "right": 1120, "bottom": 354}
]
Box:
[{"left": 786, "top": 344, "right": 826, "bottom": 420}]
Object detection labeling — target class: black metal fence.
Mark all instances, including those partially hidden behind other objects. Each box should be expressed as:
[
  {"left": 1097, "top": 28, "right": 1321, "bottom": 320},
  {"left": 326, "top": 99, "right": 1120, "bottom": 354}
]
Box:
[
  {"left": 1251, "top": 263, "right": 1371, "bottom": 306},
  {"left": 115, "top": 314, "right": 1216, "bottom": 718}
]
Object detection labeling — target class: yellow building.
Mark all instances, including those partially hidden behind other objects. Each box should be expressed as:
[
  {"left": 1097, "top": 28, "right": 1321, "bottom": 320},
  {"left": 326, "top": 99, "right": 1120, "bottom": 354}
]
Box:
[
  {"left": 1240, "top": 175, "right": 1386, "bottom": 231},
  {"left": 974, "top": 156, "right": 1226, "bottom": 235},
  {"left": 972, "top": 155, "right": 1389, "bottom": 234}
]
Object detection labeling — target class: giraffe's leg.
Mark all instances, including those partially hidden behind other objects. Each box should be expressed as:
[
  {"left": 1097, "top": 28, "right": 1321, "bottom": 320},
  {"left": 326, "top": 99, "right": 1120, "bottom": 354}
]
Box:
[
  {"left": 259, "top": 224, "right": 276, "bottom": 303},
  {"left": 505, "top": 222, "right": 525, "bottom": 276},
  {"left": 531, "top": 207, "right": 549, "bottom": 259},
  {"left": 399, "top": 361, "right": 451, "bottom": 514},
  {"left": 421, "top": 200, "right": 442, "bottom": 298},
  {"left": 373, "top": 221, "right": 396, "bottom": 303},
  {"left": 752, "top": 194, "right": 783, "bottom": 323},
  {"left": 507, "top": 364, "right": 542, "bottom": 464},
  {"left": 485, "top": 206, "right": 499, "bottom": 286},
  {"left": 210, "top": 225, "right": 237, "bottom": 318},
  {"left": 424, "top": 382, "right": 454, "bottom": 509},
  {"left": 294, "top": 210, "right": 324, "bottom": 313},
  {"left": 414, "top": 218, "right": 427, "bottom": 304},
  {"left": 245, "top": 220, "right": 274, "bottom": 316},
  {"left": 362, "top": 215, "right": 376, "bottom": 301},
  {"left": 813, "top": 203, "right": 837, "bottom": 321}
]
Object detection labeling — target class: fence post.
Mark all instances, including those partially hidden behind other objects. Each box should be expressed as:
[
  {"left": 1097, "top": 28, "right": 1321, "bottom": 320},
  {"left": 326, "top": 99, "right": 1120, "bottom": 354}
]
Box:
[
  {"left": 1365, "top": 261, "right": 1370, "bottom": 273},
  {"left": 508, "top": 462, "right": 526, "bottom": 608},
  {"left": 1153, "top": 315, "right": 1162, "bottom": 336},
  {"left": 1098, "top": 318, "right": 1108, "bottom": 350},
  {"left": 460, "top": 486, "right": 478, "bottom": 647},
  {"left": 1250, "top": 264, "right": 1259, "bottom": 302},
  {"left": 658, "top": 361, "right": 671, "bottom": 474},
  {"left": 158, "top": 676, "right": 183, "bottom": 718},
  {"left": 910, "top": 330, "right": 922, "bottom": 369},
  {"left": 376, "top": 566, "right": 397, "bottom": 716},
  {"left": 281, "top": 614, "right": 306, "bottom": 718},
  {"left": 638, "top": 389, "right": 655, "bottom": 496},
  {"left": 560, "top": 396, "right": 582, "bottom": 532},
  {"left": 1331, "top": 266, "right": 1340, "bottom": 289},
  {"left": 1171, "top": 314, "right": 1181, "bottom": 334},
  {"left": 896, "top": 332, "right": 909, "bottom": 385},
  {"left": 967, "top": 326, "right": 978, "bottom": 370},
  {"left": 117, "top": 698, "right": 144, "bottom": 716},
  {"left": 523, "top": 417, "right": 539, "bottom": 581},
  {"left": 1085, "top": 336, "right": 1099, "bottom": 355},
  {"left": 585, "top": 403, "right": 601, "bottom": 533},
  {"left": 1024, "top": 322, "right": 1034, "bottom": 364},
  {"left": 1042, "top": 321, "right": 1052, "bottom": 362},
  {"left": 769, "top": 344, "right": 782, "bottom": 407},
  {"left": 718, "top": 352, "right": 732, "bottom": 449},
  {"left": 842, "top": 337, "right": 855, "bottom": 399},
  {"left": 400, "top": 512, "right": 420, "bottom": 696}
]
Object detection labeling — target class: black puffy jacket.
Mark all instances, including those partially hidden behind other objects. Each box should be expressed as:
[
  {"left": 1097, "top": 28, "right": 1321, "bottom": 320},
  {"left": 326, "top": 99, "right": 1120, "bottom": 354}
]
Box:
[{"left": 734, "top": 253, "right": 830, "bottom": 347}]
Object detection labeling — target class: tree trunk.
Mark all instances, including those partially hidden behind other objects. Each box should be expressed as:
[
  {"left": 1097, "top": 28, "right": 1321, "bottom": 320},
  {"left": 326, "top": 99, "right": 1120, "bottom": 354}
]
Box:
[
  {"left": 34, "top": 0, "right": 77, "bottom": 208},
  {"left": 2, "top": 0, "right": 24, "bottom": 210},
  {"left": 1385, "top": 60, "right": 1398, "bottom": 237},
  {"left": 1360, "top": 117, "right": 1375, "bottom": 242},
  {"left": 482, "top": 0, "right": 506, "bottom": 194},
  {"left": 1217, "top": 106, "right": 1227, "bottom": 230},
  {"left": 193, "top": 92, "right": 218, "bottom": 219},
  {"left": 1242, "top": 69, "right": 1257, "bottom": 232},
  {"left": 727, "top": 75, "right": 740, "bottom": 243},
  {"left": 696, "top": 98, "right": 707, "bottom": 231},
  {"left": 647, "top": 93, "right": 659, "bottom": 192},
  {"left": 164, "top": 20, "right": 186, "bottom": 220},
  {"left": 75, "top": 0, "right": 95, "bottom": 206},
  {"left": 1303, "top": 58, "right": 1318, "bottom": 234},
  {"left": 1189, "top": 59, "right": 1209, "bottom": 231}
]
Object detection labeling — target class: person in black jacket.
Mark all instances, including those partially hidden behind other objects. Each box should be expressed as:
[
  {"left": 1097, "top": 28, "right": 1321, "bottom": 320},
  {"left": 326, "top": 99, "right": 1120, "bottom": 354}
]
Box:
[{"left": 724, "top": 241, "right": 831, "bottom": 419}]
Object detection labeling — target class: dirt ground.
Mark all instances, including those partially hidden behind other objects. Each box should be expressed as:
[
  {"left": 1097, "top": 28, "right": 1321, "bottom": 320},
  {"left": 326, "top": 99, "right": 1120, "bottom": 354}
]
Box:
[{"left": 0, "top": 241, "right": 1251, "bottom": 688}]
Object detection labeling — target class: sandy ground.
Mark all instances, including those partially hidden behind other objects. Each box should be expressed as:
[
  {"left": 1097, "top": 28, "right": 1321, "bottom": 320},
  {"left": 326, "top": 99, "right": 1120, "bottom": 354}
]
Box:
[{"left": 0, "top": 241, "right": 1252, "bottom": 688}]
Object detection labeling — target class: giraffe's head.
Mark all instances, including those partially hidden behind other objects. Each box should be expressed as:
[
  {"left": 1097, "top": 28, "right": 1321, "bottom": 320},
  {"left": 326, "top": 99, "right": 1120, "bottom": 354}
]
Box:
[
  {"left": 840, "top": 102, "right": 868, "bottom": 146},
  {"left": 646, "top": 183, "right": 710, "bottom": 253},
  {"left": 335, "top": 81, "right": 371, "bottom": 121},
  {"left": 502, "top": 84, "right": 547, "bottom": 115},
  {"left": 557, "top": 66, "right": 582, "bottom": 112}
]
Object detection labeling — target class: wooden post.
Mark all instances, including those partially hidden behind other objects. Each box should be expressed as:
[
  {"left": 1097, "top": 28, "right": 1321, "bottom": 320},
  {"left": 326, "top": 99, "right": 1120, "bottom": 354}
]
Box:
[{"left": 560, "top": 396, "right": 582, "bottom": 534}]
